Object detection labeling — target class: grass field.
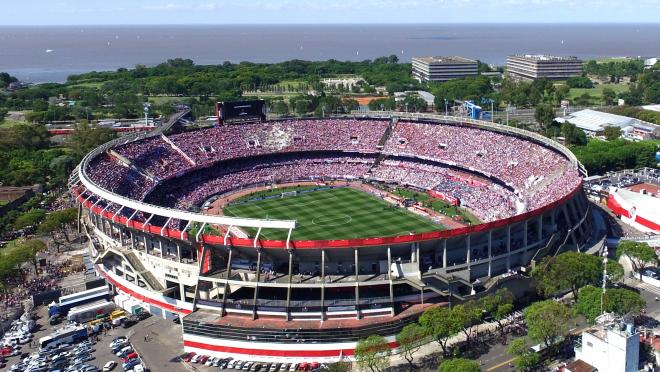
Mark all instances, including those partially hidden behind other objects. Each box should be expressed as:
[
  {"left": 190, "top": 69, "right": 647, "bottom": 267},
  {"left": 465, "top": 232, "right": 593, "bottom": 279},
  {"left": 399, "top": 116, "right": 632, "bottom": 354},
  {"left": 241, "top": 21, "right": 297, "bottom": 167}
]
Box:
[
  {"left": 224, "top": 187, "right": 443, "bottom": 240},
  {"left": 567, "top": 83, "right": 629, "bottom": 102}
]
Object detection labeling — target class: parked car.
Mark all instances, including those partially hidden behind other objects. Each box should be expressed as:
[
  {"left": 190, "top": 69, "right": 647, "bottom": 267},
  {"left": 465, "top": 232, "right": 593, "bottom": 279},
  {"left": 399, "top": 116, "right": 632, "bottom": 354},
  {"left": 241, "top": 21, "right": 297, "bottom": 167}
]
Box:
[{"left": 181, "top": 352, "right": 195, "bottom": 363}]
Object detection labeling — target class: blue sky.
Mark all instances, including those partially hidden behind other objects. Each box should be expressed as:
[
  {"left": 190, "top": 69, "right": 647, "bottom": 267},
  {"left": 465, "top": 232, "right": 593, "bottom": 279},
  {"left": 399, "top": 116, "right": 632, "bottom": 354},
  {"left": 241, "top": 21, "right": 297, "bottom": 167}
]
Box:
[{"left": 2, "top": 0, "right": 659, "bottom": 25}]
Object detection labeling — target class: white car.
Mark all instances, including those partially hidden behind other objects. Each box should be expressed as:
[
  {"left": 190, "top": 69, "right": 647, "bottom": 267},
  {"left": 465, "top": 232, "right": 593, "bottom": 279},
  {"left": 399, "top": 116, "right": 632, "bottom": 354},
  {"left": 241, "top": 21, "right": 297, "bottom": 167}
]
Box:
[
  {"left": 190, "top": 354, "right": 202, "bottom": 363},
  {"left": 227, "top": 360, "right": 237, "bottom": 369},
  {"left": 133, "top": 365, "right": 144, "bottom": 372},
  {"left": 206, "top": 357, "right": 218, "bottom": 366}
]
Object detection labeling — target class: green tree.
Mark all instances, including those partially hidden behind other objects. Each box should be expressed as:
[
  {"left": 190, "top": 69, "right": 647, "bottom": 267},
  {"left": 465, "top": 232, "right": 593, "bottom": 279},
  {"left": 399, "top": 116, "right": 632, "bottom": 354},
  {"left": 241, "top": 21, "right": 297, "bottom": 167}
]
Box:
[
  {"left": 524, "top": 300, "right": 574, "bottom": 348},
  {"left": 437, "top": 358, "right": 481, "bottom": 372},
  {"left": 294, "top": 99, "right": 312, "bottom": 115},
  {"left": 354, "top": 335, "right": 390, "bottom": 372},
  {"left": 560, "top": 121, "right": 587, "bottom": 146},
  {"left": 13, "top": 208, "right": 46, "bottom": 230},
  {"left": 507, "top": 338, "right": 540, "bottom": 372},
  {"left": 602, "top": 87, "right": 617, "bottom": 106},
  {"left": 68, "top": 121, "right": 116, "bottom": 158},
  {"left": 480, "top": 288, "right": 514, "bottom": 335},
  {"left": 617, "top": 240, "right": 657, "bottom": 280},
  {"left": 270, "top": 100, "right": 289, "bottom": 115},
  {"left": 396, "top": 323, "right": 426, "bottom": 367},
  {"left": 575, "top": 92, "right": 593, "bottom": 106},
  {"left": 452, "top": 300, "right": 483, "bottom": 346},
  {"left": 576, "top": 285, "right": 646, "bottom": 323},
  {"left": 534, "top": 104, "right": 555, "bottom": 128},
  {"left": 368, "top": 97, "right": 395, "bottom": 111},
  {"left": 402, "top": 94, "right": 428, "bottom": 112},
  {"left": 0, "top": 108, "right": 7, "bottom": 123},
  {"left": 37, "top": 207, "right": 78, "bottom": 251},
  {"left": 419, "top": 306, "right": 461, "bottom": 356},
  {"left": 49, "top": 155, "right": 77, "bottom": 186},
  {"left": 532, "top": 251, "right": 623, "bottom": 300},
  {"left": 603, "top": 126, "right": 622, "bottom": 141},
  {"left": 16, "top": 239, "right": 47, "bottom": 274}
]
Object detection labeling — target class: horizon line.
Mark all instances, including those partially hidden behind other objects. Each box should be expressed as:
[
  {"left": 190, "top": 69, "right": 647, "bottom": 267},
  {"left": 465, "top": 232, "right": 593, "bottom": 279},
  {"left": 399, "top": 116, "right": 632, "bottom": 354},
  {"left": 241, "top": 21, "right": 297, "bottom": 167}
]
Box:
[{"left": 1, "top": 21, "right": 660, "bottom": 27}]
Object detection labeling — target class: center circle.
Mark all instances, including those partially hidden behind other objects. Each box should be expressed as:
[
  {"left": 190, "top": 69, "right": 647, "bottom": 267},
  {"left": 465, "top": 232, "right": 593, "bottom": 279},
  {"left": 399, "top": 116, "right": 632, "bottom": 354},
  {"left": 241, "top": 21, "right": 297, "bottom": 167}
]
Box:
[{"left": 312, "top": 214, "right": 352, "bottom": 226}]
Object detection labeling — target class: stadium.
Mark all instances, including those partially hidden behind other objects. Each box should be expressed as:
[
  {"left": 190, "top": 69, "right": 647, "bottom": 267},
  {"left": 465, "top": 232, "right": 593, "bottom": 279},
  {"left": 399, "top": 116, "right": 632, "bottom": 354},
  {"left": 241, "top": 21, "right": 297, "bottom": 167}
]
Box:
[{"left": 70, "top": 102, "right": 593, "bottom": 363}]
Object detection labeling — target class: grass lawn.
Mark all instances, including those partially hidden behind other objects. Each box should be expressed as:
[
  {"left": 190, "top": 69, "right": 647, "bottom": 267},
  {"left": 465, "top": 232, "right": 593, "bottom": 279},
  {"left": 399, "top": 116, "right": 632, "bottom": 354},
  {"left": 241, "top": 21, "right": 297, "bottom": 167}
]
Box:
[
  {"left": 223, "top": 187, "right": 443, "bottom": 240},
  {"left": 0, "top": 119, "right": 27, "bottom": 127},
  {"left": 568, "top": 83, "right": 629, "bottom": 102}
]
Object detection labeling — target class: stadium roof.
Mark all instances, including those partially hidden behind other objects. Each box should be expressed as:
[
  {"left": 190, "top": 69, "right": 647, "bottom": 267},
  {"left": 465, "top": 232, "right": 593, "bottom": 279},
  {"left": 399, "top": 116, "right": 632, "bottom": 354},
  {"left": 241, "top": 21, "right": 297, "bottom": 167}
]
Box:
[{"left": 555, "top": 109, "right": 641, "bottom": 133}]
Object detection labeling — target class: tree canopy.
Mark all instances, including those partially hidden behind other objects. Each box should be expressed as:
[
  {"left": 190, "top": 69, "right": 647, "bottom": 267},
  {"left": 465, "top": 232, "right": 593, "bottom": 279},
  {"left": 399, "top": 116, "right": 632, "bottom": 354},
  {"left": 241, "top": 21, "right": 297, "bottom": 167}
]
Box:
[
  {"left": 524, "top": 300, "right": 574, "bottom": 348},
  {"left": 395, "top": 323, "right": 426, "bottom": 366},
  {"left": 532, "top": 251, "right": 623, "bottom": 300},
  {"left": 354, "top": 335, "right": 391, "bottom": 372},
  {"left": 617, "top": 240, "right": 657, "bottom": 279},
  {"left": 418, "top": 306, "right": 462, "bottom": 356},
  {"left": 437, "top": 358, "right": 481, "bottom": 372},
  {"left": 576, "top": 285, "right": 646, "bottom": 323}
]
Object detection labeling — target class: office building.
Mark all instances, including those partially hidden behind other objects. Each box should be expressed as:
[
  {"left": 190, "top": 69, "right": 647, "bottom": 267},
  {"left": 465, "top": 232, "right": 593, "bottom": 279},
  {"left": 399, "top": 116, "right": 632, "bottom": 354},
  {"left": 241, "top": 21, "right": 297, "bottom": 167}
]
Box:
[
  {"left": 412, "top": 56, "right": 478, "bottom": 83},
  {"left": 506, "top": 55, "right": 583, "bottom": 81}
]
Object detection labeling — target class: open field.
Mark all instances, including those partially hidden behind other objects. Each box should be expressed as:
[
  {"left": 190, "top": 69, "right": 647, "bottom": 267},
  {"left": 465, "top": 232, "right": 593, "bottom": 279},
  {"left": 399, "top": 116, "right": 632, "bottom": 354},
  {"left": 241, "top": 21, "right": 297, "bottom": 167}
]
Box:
[
  {"left": 568, "top": 83, "right": 629, "bottom": 101},
  {"left": 224, "top": 187, "right": 443, "bottom": 240}
]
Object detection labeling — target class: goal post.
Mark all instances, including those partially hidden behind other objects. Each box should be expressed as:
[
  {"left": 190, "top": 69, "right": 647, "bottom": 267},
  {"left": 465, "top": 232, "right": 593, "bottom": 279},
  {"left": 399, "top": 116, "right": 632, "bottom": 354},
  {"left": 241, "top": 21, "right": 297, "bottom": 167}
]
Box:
[{"left": 281, "top": 191, "right": 297, "bottom": 198}]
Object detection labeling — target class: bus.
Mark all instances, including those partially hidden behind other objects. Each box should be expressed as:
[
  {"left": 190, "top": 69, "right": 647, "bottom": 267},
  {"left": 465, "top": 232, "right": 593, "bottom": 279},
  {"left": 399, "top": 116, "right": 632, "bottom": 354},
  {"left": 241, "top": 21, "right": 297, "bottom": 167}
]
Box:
[
  {"left": 39, "top": 324, "right": 88, "bottom": 350},
  {"left": 67, "top": 300, "right": 116, "bottom": 324},
  {"left": 58, "top": 286, "right": 110, "bottom": 312}
]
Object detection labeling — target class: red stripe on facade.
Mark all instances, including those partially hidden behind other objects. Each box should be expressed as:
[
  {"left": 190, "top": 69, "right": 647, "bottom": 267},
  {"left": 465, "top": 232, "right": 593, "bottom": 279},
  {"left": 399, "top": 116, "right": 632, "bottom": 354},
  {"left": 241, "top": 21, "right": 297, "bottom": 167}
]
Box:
[
  {"left": 608, "top": 193, "right": 660, "bottom": 232},
  {"left": 96, "top": 265, "right": 192, "bottom": 315},
  {"left": 183, "top": 340, "right": 399, "bottom": 358}
]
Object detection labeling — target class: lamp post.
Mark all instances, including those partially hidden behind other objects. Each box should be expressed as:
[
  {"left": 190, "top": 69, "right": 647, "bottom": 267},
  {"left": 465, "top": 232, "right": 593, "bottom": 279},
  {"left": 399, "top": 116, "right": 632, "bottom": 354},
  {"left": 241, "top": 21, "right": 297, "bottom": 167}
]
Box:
[
  {"left": 600, "top": 247, "right": 608, "bottom": 315},
  {"left": 444, "top": 99, "right": 448, "bottom": 116}
]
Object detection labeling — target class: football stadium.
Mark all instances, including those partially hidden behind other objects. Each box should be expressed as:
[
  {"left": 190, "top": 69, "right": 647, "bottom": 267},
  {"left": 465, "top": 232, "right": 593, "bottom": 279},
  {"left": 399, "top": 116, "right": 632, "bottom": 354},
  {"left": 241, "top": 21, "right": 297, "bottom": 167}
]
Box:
[{"left": 70, "top": 101, "right": 594, "bottom": 362}]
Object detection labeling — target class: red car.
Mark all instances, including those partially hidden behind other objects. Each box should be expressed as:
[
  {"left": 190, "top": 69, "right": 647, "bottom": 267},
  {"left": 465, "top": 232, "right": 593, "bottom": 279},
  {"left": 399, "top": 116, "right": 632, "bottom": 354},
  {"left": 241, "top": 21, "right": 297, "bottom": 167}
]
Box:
[
  {"left": 1, "top": 346, "right": 13, "bottom": 357},
  {"left": 182, "top": 352, "right": 196, "bottom": 363},
  {"left": 199, "top": 355, "right": 210, "bottom": 364},
  {"left": 122, "top": 352, "right": 139, "bottom": 363}
]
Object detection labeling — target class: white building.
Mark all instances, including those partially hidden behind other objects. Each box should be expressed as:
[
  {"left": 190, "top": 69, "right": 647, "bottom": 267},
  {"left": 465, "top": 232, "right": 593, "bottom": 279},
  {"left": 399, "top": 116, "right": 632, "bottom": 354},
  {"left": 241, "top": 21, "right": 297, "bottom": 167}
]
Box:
[
  {"left": 574, "top": 315, "right": 640, "bottom": 372},
  {"left": 411, "top": 56, "right": 478, "bottom": 83},
  {"left": 644, "top": 58, "right": 658, "bottom": 69},
  {"left": 555, "top": 109, "right": 648, "bottom": 136},
  {"left": 506, "top": 55, "right": 583, "bottom": 81}
]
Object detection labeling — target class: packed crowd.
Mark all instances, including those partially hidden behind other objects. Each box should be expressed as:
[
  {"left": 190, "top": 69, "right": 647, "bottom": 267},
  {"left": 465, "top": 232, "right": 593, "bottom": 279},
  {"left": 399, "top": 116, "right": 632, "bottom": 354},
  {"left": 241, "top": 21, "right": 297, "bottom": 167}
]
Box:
[
  {"left": 86, "top": 153, "right": 156, "bottom": 200},
  {"left": 371, "top": 159, "right": 518, "bottom": 221},
  {"left": 113, "top": 135, "right": 192, "bottom": 180},
  {"left": 0, "top": 262, "right": 73, "bottom": 313},
  {"left": 84, "top": 119, "right": 582, "bottom": 219},
  {"left": 166, "top": 119, "right": 389, "bottom": 168},
  {"left": 157, "top": 154, "right": 376, "bottom": 210}
]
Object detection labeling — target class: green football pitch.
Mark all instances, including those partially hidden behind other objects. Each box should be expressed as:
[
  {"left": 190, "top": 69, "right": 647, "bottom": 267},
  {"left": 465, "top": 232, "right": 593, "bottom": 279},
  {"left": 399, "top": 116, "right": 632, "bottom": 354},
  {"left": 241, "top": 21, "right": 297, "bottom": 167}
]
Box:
[{"left": 223, "top": 187, "right": 443, "bottom": 241}]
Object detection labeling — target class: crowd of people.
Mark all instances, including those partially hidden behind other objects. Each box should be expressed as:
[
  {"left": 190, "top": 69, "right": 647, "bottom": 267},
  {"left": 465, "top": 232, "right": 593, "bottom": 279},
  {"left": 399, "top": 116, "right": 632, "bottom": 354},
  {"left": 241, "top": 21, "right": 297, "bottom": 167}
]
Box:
[
  {"left": 371, "top": 159, "right": 518, "bottom": 222},
  {"left": 114, "top": 135, "right": 192, "bottom": 180},
  {"left": 0, "top": 262, "right": 74, "bottom": 315},
  {"left": 86, "top": 153, "right": 156, "bottom": 200},
  {"left": 160, "top": 154, "right": 376, "bottom": 210},
  {"left": 384, "top": 121, "right": 581, "bottom": 210},
  {"left": 84, "top": 118, "right": 582, "bottom": 222},
  {"left": 165, "top": 119, "right": 389, "bottom": 169}
]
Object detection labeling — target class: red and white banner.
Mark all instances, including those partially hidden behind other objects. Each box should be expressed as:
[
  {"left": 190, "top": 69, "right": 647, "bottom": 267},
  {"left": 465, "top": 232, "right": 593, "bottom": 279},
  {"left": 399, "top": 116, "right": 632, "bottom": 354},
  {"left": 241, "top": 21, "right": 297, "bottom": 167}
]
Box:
[{"left": 428, "top": 190, "right": 459, "bottom": 206}]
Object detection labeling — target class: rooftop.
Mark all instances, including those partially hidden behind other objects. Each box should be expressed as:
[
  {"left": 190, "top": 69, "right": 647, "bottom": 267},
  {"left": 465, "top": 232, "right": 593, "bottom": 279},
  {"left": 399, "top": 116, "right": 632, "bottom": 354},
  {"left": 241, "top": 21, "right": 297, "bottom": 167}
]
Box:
[
  {"left": 555, "top": 109, "right": 642, "bottom": 132},
  {"left": 509, "top": 54, "right": 581, "bottom": 61},
  {"left": 413, "top": 56, "right": 477, "bottom": 64}
]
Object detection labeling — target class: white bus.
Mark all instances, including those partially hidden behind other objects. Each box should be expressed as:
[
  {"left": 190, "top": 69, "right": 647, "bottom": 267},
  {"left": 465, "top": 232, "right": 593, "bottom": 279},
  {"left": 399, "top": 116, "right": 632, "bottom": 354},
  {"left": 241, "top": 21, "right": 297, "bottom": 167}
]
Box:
[{"left": 39, "top": 324, "right": 88, "bottom": 350}]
